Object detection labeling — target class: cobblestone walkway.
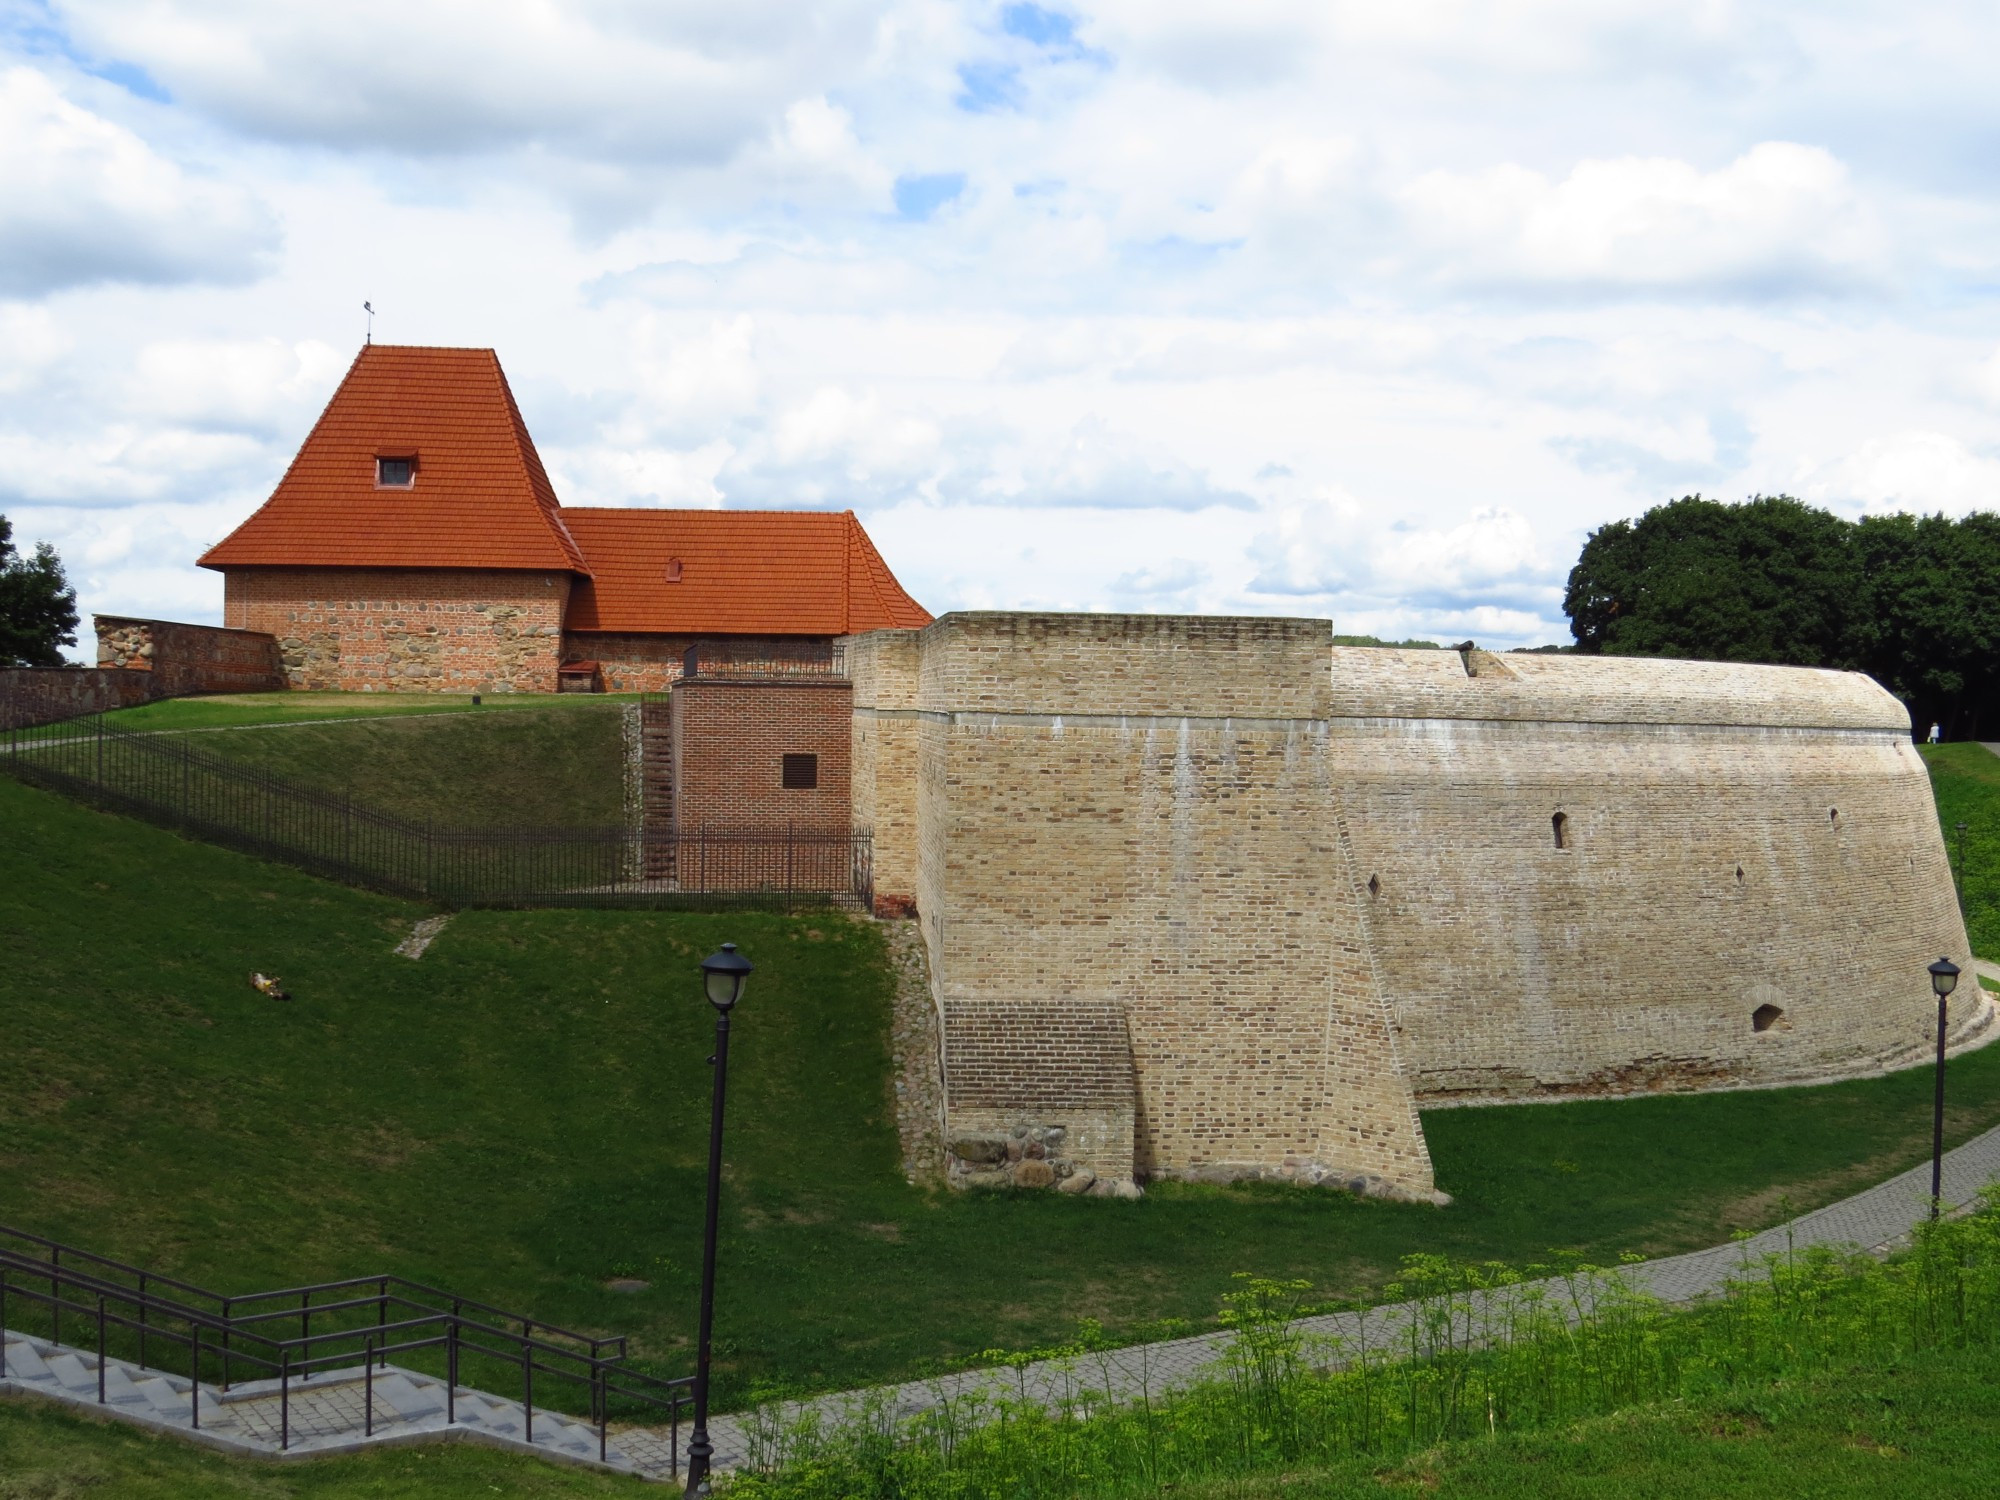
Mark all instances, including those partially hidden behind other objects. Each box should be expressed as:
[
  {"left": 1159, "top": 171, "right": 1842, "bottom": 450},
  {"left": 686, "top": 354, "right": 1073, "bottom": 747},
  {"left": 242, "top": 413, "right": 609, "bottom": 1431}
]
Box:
[{"left": 11, "top": 1120, "right": 2000, "bottom": 1481}]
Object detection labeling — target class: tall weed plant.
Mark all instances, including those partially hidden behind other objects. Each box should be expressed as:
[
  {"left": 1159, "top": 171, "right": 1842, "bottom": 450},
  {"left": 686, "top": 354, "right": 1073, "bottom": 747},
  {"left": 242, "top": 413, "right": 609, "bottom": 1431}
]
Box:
[{"left": 726, "top": 1190, "right": 2000, "bottom": 1498}]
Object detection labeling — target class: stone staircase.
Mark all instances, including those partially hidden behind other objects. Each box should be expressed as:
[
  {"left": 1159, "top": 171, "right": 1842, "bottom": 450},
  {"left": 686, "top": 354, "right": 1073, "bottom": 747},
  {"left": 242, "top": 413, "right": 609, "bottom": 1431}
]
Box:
[{"left": 1, "top": 1327, "right": 689, "bottom": 1478}]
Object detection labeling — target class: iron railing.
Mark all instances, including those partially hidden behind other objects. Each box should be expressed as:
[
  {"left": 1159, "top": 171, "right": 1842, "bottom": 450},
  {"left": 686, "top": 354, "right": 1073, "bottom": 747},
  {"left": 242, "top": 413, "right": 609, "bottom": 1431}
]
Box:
[
  {"left": 0, "top": 1223, "right": 691, "bottom": 1467},
  {"left": 0, "top": 714, "right": 871, "bottom": 911}
]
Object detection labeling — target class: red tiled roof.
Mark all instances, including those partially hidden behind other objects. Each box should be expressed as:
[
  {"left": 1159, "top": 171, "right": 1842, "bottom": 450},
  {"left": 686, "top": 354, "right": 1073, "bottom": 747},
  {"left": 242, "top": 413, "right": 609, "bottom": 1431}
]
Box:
[
  {"left": 198, "top": 344, "right": 587, "bottom": 573},
  {"left": 562, "top": 509, "right": 933, "bottom": 636}
]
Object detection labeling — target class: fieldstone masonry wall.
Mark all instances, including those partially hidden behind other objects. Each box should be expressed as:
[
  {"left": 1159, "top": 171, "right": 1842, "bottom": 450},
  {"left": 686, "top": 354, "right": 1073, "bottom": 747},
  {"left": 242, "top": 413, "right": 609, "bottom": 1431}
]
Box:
[
  {"left": 845, "top": 611, "right": 1975, "bottom": 1201},
  {"left": 223, "top": 568, "right": 568, "bottom": 692},
  {"left": 94, "top": 616, "right": 285, "bottom": 696}
]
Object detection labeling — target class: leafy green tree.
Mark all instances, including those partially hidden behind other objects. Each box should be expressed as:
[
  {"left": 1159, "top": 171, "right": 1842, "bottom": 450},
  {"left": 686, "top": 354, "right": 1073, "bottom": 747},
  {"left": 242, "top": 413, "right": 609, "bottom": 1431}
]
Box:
[
  {"left": 1564, "top": 495, "right": 1858, "bottom": 666},
  {"left": 1853, "top": 511, "right": 2000, "bottom": 740},
  {"left": 0, "top": 514, "right": 80, "bottom": 667}
]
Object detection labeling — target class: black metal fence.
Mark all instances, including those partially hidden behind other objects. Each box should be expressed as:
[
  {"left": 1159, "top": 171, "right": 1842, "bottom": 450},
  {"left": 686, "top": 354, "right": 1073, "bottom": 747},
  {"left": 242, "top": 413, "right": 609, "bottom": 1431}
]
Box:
[
  {"left": 0, "top": 1222, "right": 690, "bottom": 1467},
  {"left": 0, "top": 714, "right": 871, "bottom": 911}
]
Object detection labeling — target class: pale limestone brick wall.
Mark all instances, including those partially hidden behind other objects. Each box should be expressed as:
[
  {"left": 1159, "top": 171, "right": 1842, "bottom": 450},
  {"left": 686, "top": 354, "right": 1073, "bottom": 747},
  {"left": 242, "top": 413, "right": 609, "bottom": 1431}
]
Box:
[
  {"left": 223, "top": 568, "right": 569, "bottom": 693},
  {"left": 1330, "top": 657, "right": 1972, "bottom": 1100},
  {"left": 844, "top": 629, "right": 925, "bottom": 915},
  {"left": 873, "top": 612, "right": 1436, "bottom": 1195},
  {"left": 841, "top": 613, "right": 1972, "bottom": 1194}
]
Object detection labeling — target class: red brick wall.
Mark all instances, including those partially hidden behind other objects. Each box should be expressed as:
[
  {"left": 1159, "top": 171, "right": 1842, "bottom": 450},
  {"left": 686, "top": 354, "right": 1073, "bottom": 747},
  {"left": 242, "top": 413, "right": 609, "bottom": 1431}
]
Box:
[
  {"left": 565, "top": 633, "right": 836, "bottom": 693},
  {"left": 670, "top": 676, "right": 852, "bottom": 832},
  {"left": 223, "top": 568, "right": 570, "bottom": 693}
]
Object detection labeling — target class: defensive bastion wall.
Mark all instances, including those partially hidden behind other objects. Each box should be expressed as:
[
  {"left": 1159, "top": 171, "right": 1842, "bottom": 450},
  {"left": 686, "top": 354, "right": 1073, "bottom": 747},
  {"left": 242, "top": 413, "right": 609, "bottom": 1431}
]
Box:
[{"left": 846, "top": 614, "right": 1975, "bottom": 1198}]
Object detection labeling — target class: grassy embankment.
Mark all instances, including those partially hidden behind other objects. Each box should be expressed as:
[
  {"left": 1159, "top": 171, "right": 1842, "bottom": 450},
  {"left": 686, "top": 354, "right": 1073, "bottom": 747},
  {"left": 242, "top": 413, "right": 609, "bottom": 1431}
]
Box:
[
  {"left": 1921, "top": 741, "right": 2000, "bottom": 968},
  {"left": 107, "top": 691, "right": 637, "bottom": 730},
  {"left": 10, "top": 766, "right": 2000, "bottom": 1415},
  {"left": 99, "top": 693, "right": 630, "bottom": 827}
]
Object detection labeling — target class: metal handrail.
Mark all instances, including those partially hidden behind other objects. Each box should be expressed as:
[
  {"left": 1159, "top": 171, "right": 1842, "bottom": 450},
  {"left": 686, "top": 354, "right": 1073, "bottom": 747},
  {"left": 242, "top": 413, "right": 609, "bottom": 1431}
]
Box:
[{"left": 0, "top": 1229, "right": 691, "bottom": 1471}]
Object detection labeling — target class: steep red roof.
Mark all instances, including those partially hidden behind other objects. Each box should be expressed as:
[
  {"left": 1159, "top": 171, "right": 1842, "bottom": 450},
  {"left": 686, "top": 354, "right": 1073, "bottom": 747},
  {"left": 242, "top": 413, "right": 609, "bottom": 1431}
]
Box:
[
  {"left": 199, "top": 344, "right": 587, "bottom": 573},
  {"left": 562, "top": 509, "right": 932, "bottom": 636}
]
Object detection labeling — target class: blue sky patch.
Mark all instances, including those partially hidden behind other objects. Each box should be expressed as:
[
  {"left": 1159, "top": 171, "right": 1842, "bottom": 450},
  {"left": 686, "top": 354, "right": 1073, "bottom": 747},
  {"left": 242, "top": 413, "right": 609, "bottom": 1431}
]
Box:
[
  {"left": 1001, "top": 3, "right": 1076, "bottom": 48},
  {"left": 956, "top": 60, "right": 1024, "bottom": 113},
  {"left": 894, "top": 172, "right": 968, "bottom": 221}
]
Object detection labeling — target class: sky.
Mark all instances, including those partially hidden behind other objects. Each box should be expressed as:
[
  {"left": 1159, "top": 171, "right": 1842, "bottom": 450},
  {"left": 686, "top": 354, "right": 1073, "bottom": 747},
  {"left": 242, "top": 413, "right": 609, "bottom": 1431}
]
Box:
[{"left": 4, "top": 1, "right": 2000, "bottom": 654}]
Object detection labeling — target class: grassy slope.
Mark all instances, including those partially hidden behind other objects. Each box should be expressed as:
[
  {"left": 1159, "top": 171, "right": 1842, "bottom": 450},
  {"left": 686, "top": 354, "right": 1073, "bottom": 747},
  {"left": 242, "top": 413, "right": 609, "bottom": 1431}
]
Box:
[
  {"left": 1184, "top": 1344, "right": 2000, "bottom": 1499},
  {"left": 1921, "top": 741, "right": 2000, "bottom": 957},
  {"left": 13, "top": 774, "right": 2000, "bottom": 1414},
  {"left": 174, "top": 706, "right": 628, "bottom": 826}
]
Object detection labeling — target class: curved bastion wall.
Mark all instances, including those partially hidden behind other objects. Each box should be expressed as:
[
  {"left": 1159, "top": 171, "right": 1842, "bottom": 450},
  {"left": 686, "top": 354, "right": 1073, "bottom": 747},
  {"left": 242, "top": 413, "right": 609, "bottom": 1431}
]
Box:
[
  {"left": 844, "top": 614, "right": 1974, "bottom": 1198},
  {"left": 1327, "top": 646, "right": 1975, "bottom": 1102}
]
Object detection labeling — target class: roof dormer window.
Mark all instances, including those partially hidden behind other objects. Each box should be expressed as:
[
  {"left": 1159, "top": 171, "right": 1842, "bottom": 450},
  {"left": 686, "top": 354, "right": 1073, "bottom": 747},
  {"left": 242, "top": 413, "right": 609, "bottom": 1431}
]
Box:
[{"left": 376, "top": 455, "right": 415, "bottom": 488}]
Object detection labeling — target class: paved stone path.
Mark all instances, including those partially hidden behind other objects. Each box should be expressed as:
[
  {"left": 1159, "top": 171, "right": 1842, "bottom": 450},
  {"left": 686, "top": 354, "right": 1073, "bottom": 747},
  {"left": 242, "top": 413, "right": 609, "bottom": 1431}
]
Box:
[
  {"left": 693, "top": 1114, "right": 2000, "bottom": 1468},
  {"left": 12, "top": 1101, "right": 2000, "bottom": 1482}
]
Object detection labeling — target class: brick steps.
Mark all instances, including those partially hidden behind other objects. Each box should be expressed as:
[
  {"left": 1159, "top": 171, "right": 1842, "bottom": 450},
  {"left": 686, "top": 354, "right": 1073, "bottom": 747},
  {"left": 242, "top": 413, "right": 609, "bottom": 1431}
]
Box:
[{"left": 640, "top": 701, "right": 674, "bottom": 879}]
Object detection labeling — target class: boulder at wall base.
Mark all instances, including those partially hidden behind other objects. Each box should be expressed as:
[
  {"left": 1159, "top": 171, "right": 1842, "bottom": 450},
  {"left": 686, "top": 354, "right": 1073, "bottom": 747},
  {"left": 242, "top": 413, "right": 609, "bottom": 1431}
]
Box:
[
  {"left": 960, "top": 1169, "right": 1012, "bottom": 1191},
  {"left": 1055, "top": 1168, "right": 1096, "bottom": 1195},
  {"left": 950, "top": 1134, "right": 1009, "bottom": 1165},
  {"left": 1013, "top": 1159, "right": 1056, "bottom": 1189},
  {"left": 1087, "top": 1176, "right": 1143, "bottom": 1200}
]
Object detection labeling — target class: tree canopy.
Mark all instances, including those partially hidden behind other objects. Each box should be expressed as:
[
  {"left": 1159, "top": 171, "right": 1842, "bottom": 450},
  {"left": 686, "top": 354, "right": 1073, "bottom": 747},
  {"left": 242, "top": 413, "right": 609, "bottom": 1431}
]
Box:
[
  {"left": 0, "top": 514, "right": 80, "bottom": 668},
  {"left": 1565, "top": 495, "right": 1999, "bottom": 740}
]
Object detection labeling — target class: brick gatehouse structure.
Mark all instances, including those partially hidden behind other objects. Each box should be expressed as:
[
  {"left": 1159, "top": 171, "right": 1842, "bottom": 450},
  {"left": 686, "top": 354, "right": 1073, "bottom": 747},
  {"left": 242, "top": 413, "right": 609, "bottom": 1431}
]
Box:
[{"left": 199, "top": 343, "right": 931, "bottom": 693}]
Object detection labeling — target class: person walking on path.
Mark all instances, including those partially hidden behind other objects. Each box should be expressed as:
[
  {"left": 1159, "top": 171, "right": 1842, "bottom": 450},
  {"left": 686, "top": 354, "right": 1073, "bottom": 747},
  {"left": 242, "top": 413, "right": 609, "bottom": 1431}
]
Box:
[{"left": 1929, "top": 722, "right": 1942, "bottom": 743}]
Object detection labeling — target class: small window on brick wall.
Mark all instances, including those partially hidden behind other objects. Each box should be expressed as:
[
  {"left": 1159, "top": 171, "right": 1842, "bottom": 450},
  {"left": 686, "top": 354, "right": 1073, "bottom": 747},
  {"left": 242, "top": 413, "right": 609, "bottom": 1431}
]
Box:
[
  {"left": 782, "top": 753, "right": 819, "bottom": 790},
  {"left": 1551, "top": 810, "right": 1569, "bottom": 849}
]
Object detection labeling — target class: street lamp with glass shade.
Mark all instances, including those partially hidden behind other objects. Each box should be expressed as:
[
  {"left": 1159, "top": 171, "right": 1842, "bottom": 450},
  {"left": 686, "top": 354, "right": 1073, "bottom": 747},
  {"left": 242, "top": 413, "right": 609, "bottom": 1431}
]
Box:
[
  {"left": 685, "top": 943, "right": 753, "bottom": 1496},
  {"left": 1929, "top": 957, "right": 1961, "bottom": 1220},
  {"left": 701, "top": 942, "right": 753, "bottom": 1012}
]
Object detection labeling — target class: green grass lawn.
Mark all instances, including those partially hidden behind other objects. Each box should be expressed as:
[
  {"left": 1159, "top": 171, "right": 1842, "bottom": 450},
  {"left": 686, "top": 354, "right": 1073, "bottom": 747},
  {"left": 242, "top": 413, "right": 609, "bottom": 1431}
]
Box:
[
  {"left": 105, "top": 691, "right": 642, "bottom": 732},
  {"left": 1175, "top": 1344, "right": 2000, "bottom": 1499},
  {"left": 1921, "top": 741, "right": 1999, "bottom": 956},
  {"left": 10, "top": 771, "right": 2000, "bottom": 1420},
  {"left": 147, "top": 704, "right": 630, "bottom": 826}
]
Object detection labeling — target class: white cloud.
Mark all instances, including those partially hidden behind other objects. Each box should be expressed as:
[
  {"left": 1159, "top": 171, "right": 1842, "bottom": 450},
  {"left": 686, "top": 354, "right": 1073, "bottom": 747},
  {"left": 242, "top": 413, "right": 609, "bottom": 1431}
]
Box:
[
  {"left": 126, "top": 337, "right": 347, "bottom": 431},
  {"left": 1248, "top": 497, "right": 1564, "bottom": 643},
  {"left": 53, "top": 0, "right": 896, "bottom": 166},
  {"left": 5, "top": 0, "right": 2000, "bottom": 653},
  {"left": 1399, "top": 143, "right": 1883, "bottom": 298},
  {"left": 1794, "top": 431, "right": 2000, "bottom": 518},
  {"left": 0, "top": 67, "right": 277, "bottom": 297}
]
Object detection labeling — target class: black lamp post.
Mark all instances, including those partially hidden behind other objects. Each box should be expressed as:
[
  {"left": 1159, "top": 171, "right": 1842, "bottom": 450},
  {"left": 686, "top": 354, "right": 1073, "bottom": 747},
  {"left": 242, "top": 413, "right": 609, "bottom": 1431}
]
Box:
[
  {"left": 685, "top": 942, "right": 753, "bottom": 1497},
  {"left": 1930, "top": 957, "right": 1961, "bottom": 1220}
]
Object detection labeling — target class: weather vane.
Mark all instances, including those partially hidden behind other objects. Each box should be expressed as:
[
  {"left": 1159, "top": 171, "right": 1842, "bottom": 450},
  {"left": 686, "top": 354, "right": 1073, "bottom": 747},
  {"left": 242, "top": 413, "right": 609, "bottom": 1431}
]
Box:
[{"left": 363, "top": 301, "right": 375, "bottom": 345}]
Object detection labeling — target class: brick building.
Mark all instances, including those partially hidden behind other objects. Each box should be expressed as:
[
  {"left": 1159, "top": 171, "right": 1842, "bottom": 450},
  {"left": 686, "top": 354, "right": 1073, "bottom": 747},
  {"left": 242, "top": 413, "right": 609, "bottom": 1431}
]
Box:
[{"left": 199, "top": 344, "right": 931, "bottom": 693}]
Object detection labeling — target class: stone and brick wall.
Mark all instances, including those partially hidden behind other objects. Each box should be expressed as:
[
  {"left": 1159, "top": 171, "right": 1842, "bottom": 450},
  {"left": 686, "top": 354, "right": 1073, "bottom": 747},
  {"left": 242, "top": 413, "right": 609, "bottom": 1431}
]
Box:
[
  {"left": 668, "top": 675, "right": 853, "bottom": 833},
  {"left": 845, "top": 611, "right": 1976, "bottom": 1199},
  {"left": 94, "top": 616, "right": 285, "bottom": 696},
  {"left": 222, "top": 568, "right": 568, "bottom": 692},
  {"left": 942, "top": 998, "right": 1138, "bottom": 1186}
]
